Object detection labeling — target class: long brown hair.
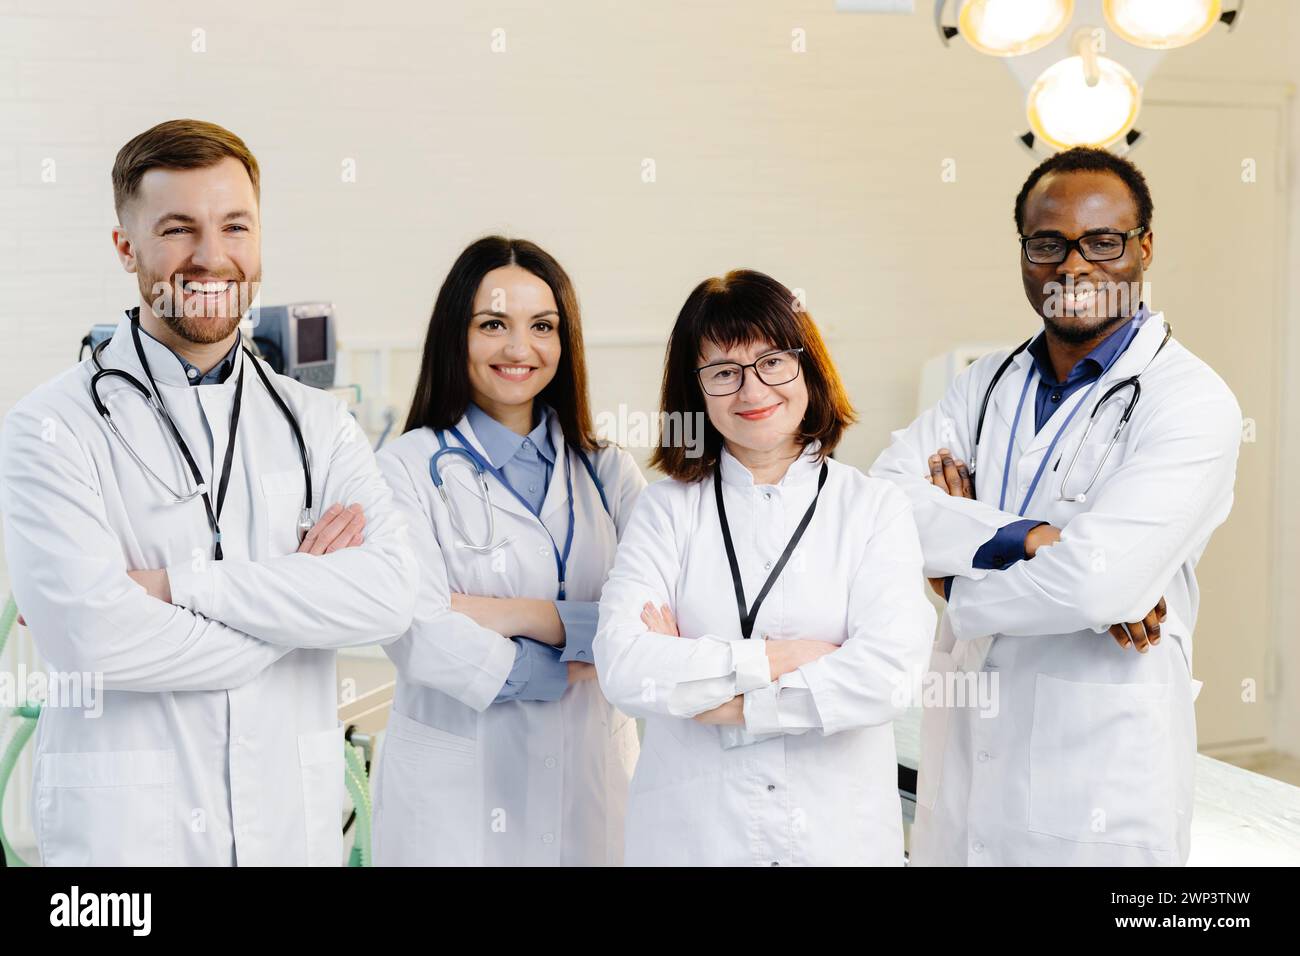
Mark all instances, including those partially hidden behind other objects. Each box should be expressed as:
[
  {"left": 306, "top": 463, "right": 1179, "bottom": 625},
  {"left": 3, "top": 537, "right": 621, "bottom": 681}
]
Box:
[
  {"left": 650, "top": 269, "right": 857, "bottom": 482},
  {"left": 404, "top": 236, "right": 598, "bottom": 451}
]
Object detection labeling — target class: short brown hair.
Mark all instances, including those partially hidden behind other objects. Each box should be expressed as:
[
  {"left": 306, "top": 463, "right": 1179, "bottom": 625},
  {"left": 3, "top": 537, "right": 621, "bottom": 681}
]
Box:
[
  {"left": 650, "top": 269, "right": 857, "bottom": 483},
  {"left": 112, "top": 119, "right": 260, "bottom": 217}
]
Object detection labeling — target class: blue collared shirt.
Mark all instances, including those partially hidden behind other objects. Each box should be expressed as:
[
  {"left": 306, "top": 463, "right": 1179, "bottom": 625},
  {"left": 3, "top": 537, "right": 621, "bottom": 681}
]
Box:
[
  {"left": 466, "top": 403, "right": 600, "bottom": 703},
  {"left": 968, "top": 307, "right": 1149, "bottom": 577},
  {"left": 136, "top": 319, "right": 240, "bottom": 387}
]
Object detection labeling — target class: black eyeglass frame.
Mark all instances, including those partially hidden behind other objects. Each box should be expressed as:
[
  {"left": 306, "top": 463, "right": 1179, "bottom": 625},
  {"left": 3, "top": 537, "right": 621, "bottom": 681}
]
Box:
[
  {"left": 694, "top": 347, "right": 806, "bottom": 397},
  {"left": 1019, "top": 225, "right": 1148, "bottom": 265}
]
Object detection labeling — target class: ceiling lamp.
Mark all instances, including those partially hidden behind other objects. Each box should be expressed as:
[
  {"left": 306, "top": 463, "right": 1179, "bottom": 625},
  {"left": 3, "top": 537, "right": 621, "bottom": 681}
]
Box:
[
  {"left": 1103, "top": 0, "right": 1242, "bottom": 51},
  {"left": 937, "top": 0, "right": 1075, "bottom": 57},
  {"left": 1025, "top": 34, "right": 1141, "bottom": 149}
]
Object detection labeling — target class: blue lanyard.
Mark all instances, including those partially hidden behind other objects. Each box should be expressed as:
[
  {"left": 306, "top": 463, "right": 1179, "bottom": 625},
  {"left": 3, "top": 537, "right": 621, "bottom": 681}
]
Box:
[
  {"left": 998, "top": 320, "right": 1141, "bottom": 516},
  {"left": 444, "top": 426, "right": 577, "bottom": 600}
]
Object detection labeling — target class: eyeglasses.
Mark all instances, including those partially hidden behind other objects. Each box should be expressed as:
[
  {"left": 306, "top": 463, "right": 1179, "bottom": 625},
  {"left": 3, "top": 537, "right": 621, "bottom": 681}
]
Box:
[
  {"left": 695, "top": 348, "right": 804, "bottom": 397},
  {"left": 1020, "top": 226, "right": 1146, "bottom": 265}
]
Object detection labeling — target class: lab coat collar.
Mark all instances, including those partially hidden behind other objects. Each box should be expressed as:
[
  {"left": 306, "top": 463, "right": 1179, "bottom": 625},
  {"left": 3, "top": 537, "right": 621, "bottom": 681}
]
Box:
[
  {"left": 100, "top": 308, "right": 246, "bottom": 390},
  {"left": 538, "top": 410, "right": 574, "bottom": 523},
  {"left": 718, "top": 441, "right": 825, "bottom": 488},
  {"left": 993, "top": 308, "right": 1160, "bottom": 433}
]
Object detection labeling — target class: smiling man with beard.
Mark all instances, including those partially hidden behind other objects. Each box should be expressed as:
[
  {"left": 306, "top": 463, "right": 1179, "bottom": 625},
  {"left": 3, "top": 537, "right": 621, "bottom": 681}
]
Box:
[
  {"left": 870, "top": 147, "right": 1242, "bottom": 866},
  {"left": 0, "top": 119, "right": 418, "bottom": 866}
]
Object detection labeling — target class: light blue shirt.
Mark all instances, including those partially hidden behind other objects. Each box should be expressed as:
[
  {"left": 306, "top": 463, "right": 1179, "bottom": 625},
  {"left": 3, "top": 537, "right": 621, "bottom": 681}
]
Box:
[{"left": 465, "top": 403, "right": 599, "bottom": 704}]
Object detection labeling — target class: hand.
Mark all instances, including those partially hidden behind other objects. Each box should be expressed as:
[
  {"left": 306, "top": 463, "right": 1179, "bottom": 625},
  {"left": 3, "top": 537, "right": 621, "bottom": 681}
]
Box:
[
  {"left": 126, "top": 569, "right": 172, "bottom": 604},
  {"left": 298, "top": 503, "right": 365, "bottom": 555},
  {"left": 451, "top": 593, "right": 514, "bottom": 635},
  {"left": 928, "top": 448, "right": 973, "bottom": 499},
  {"left": 1109, "top": 596, "right": 1166, "bottom": 653},
  {"left": 1025, "top": 523, "right": 1062, "bottom": 559},
  {"left": 641, "top": 602, "right": 680, "bottom": 636},
  {"left": 764, "top": 638, "right": 838, "bottom": 681},
  {"left": 567, "top": 661, "right": 597, "bottom": 684},
  {"left": 451, "top": 595, "right": 563, "bottom": 644},
  {"left": 693, "top": 694, "right": 744, "bottom": 725}
]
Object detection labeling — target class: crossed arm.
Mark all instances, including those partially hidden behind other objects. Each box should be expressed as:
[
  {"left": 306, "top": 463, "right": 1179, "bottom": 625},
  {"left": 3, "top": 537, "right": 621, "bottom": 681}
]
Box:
[{"left": 921, "top": 446, "right": 1168, "bottom": 653}]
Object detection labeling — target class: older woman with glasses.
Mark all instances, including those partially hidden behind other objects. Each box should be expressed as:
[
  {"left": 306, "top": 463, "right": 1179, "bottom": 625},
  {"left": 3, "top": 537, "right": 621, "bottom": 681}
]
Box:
[{"left": 593, "top": 269, "right": 935, "bottom": 866}]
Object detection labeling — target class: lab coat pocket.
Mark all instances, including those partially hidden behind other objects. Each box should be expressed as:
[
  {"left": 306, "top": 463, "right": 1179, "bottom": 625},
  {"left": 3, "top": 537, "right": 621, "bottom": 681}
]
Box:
[
  {"left": 1055, "top": 438, "right": 1127, "bottom": 504},
  {"left": 261, "top": 469, "right": 307, "bottom": 557},
  {"left": 36, "top": 749, "right": 175, "bottom": 866},
  {"left": 378, "top": 713, "right": 481, "bottom": 865},
  {"left": 914, "top": 648, "right": 955, "bottom": 811},
  {"left": 298, "top": 727, "right": 344, "bottom": 867},
  {"left": 1027, "top": 674, "right": 1174, "bottom": 852}
]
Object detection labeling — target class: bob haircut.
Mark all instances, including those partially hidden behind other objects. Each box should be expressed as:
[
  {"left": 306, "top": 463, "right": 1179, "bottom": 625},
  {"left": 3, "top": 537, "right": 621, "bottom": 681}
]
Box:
[
  {"left": 650, "top": 269, "right": 857, "bottom": 483},
  {"left": 404, "top": 235, "right": 599, "bottom": 452}
]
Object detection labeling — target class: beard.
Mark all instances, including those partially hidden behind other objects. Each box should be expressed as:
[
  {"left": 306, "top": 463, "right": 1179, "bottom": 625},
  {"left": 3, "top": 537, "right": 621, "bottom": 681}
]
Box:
[
  {"left": 1041, "top": 311, "right": 1126, "bottom": 346},
  {"left": 136, "top": 260, "right": 261, "bottom": 345}
]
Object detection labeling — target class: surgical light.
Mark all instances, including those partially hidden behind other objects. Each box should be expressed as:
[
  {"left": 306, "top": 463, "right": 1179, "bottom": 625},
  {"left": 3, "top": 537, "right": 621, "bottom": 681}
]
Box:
[
  {"left": 1025, "top": 49, "right": 1141, "bottom": 149},
  {"left": 1103, "top": 0, "right": 1228, "bottom": 51},
  {"left": 947, "top": 0, "right": 1075, "bottom": 57}
]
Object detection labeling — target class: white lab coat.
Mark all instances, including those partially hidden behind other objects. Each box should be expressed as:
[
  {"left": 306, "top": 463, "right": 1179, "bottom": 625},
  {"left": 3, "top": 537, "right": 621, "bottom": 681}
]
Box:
[
  {"left": 371, "top": 415, "right": 646, "bottom": 866},
  {"left": 594, "top": 446, "right": 935, "bottom": 866},
  {"left": 0, "top": 315, "right": 418, "bottom": 866},
  {"left": 868, "top": 312, "right": 1242, "bottom": 866}
]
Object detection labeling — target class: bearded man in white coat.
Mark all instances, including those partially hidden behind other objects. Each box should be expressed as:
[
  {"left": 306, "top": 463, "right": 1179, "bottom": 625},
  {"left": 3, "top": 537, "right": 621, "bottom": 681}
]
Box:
[
  {"left": 0, "top": 119, "right": 418, "bottom": 866},
  {"left": 870, "top": 147, "right": 1241, "bottom": 866}
]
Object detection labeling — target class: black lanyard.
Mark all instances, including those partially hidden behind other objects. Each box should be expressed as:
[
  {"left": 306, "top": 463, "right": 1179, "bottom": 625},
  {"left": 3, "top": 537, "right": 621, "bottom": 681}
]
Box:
[
  {"left": 714, "top": 460, "right": 829, "bottom": 640},
  {"left": 129, "top": 317, "right": 244, "bottom": 561}
]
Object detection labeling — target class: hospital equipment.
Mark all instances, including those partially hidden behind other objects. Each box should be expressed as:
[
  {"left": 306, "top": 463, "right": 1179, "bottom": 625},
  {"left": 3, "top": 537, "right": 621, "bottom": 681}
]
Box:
[{"left": 248, "top": 302, "right": 337, "bottom": 389}]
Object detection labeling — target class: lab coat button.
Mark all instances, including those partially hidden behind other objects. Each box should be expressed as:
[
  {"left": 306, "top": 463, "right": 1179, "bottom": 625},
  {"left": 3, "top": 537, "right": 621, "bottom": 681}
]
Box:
[
  {"left": 542, "top": 832, "right": 555, "bottom": 844},
  {"left": 767, "top": 784, "right": 776, "bottom": 791},
  {"left": 977, "top": 750, "right": 990, "bottom": 762},
  {"left": 539, "top": 546, "right": 551, "bottom": 557},
  {"left": 972, "top": 840, "right": 985, "bottom": 853},
  {"left": 764, "top": 492, "right": 773, "bottom": 500},
  {"left": 763, "top": 560, "right": 773, "bottom": 571},
  {"left": 770, "top": 861, "right": 780, "bottom": 866},
  {"left": 544, "top": 756, "right": 557, "bottom": 769}
]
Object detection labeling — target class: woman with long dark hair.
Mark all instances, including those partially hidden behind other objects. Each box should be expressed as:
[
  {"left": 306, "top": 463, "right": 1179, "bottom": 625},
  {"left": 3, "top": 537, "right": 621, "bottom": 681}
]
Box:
[{"left": 373, "top": 236, "right": 645, "bottom": 865}]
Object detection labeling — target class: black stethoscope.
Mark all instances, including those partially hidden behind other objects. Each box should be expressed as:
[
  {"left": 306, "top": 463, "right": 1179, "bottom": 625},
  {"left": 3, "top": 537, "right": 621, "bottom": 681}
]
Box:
[
  {"left": 90, "top": 311, "right": 313, "bottom": 560},
  {"left": 969, "top": 319, "right": 1173, "bottom": 512}
]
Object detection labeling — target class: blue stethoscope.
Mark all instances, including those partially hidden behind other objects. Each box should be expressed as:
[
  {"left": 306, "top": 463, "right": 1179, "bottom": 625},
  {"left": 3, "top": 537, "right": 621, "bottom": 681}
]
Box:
[
  {"left": 970, "top": 319, "right": 1172, "bottom": 515},
  {"left": 429, "top": 426, "right": 611, "bottom": 600}
]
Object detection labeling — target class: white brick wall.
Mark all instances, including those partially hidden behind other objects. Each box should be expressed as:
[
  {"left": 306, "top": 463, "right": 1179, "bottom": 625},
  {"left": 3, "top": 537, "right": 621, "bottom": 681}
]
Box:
[{"left": 0, "top": 0, "right": 1297, "bottom": 759}]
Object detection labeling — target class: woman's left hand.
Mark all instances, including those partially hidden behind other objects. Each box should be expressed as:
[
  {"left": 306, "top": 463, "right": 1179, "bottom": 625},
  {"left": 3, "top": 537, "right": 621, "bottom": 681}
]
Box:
[{"left": 640, "top": 602, "right": 680, "bottom": 636}]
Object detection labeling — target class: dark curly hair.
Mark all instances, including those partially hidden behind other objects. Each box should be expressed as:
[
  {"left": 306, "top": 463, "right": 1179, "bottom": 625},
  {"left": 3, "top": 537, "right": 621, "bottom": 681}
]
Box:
[{"left": 1014, "top": 147, "right": 1153, "bottom": 234}]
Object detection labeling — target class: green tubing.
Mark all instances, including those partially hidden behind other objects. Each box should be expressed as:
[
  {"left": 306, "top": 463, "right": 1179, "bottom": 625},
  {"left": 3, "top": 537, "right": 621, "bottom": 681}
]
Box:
[
  {"left": 0, "top": 594, "right": 17, "bottom": 657},
  {"left": 1, "top": 596, "right": 40, "bottom": 866},
  {"left": 343, "top": 741, "right": 372, "bottom": 867},
  {"left": 0, "top": 714, "right": 37, "bottom": 866}
]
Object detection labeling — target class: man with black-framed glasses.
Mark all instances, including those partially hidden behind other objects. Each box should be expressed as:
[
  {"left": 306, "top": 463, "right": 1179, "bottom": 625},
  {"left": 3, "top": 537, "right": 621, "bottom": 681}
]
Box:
[{"left": 870, "top": 146, "right": 1242, "bottom": 866}]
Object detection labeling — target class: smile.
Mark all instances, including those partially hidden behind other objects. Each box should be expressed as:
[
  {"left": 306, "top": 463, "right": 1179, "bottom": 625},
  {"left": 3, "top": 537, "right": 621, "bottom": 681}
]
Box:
[
  {"left": 182, "top": 280, "right": 233, "bottom": 297},
  {"left": 491, "top": 364, "right": 537, "bottom": 381},
  {"left": 736, "top": 403, "right": 781, "bottom": 421}
]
